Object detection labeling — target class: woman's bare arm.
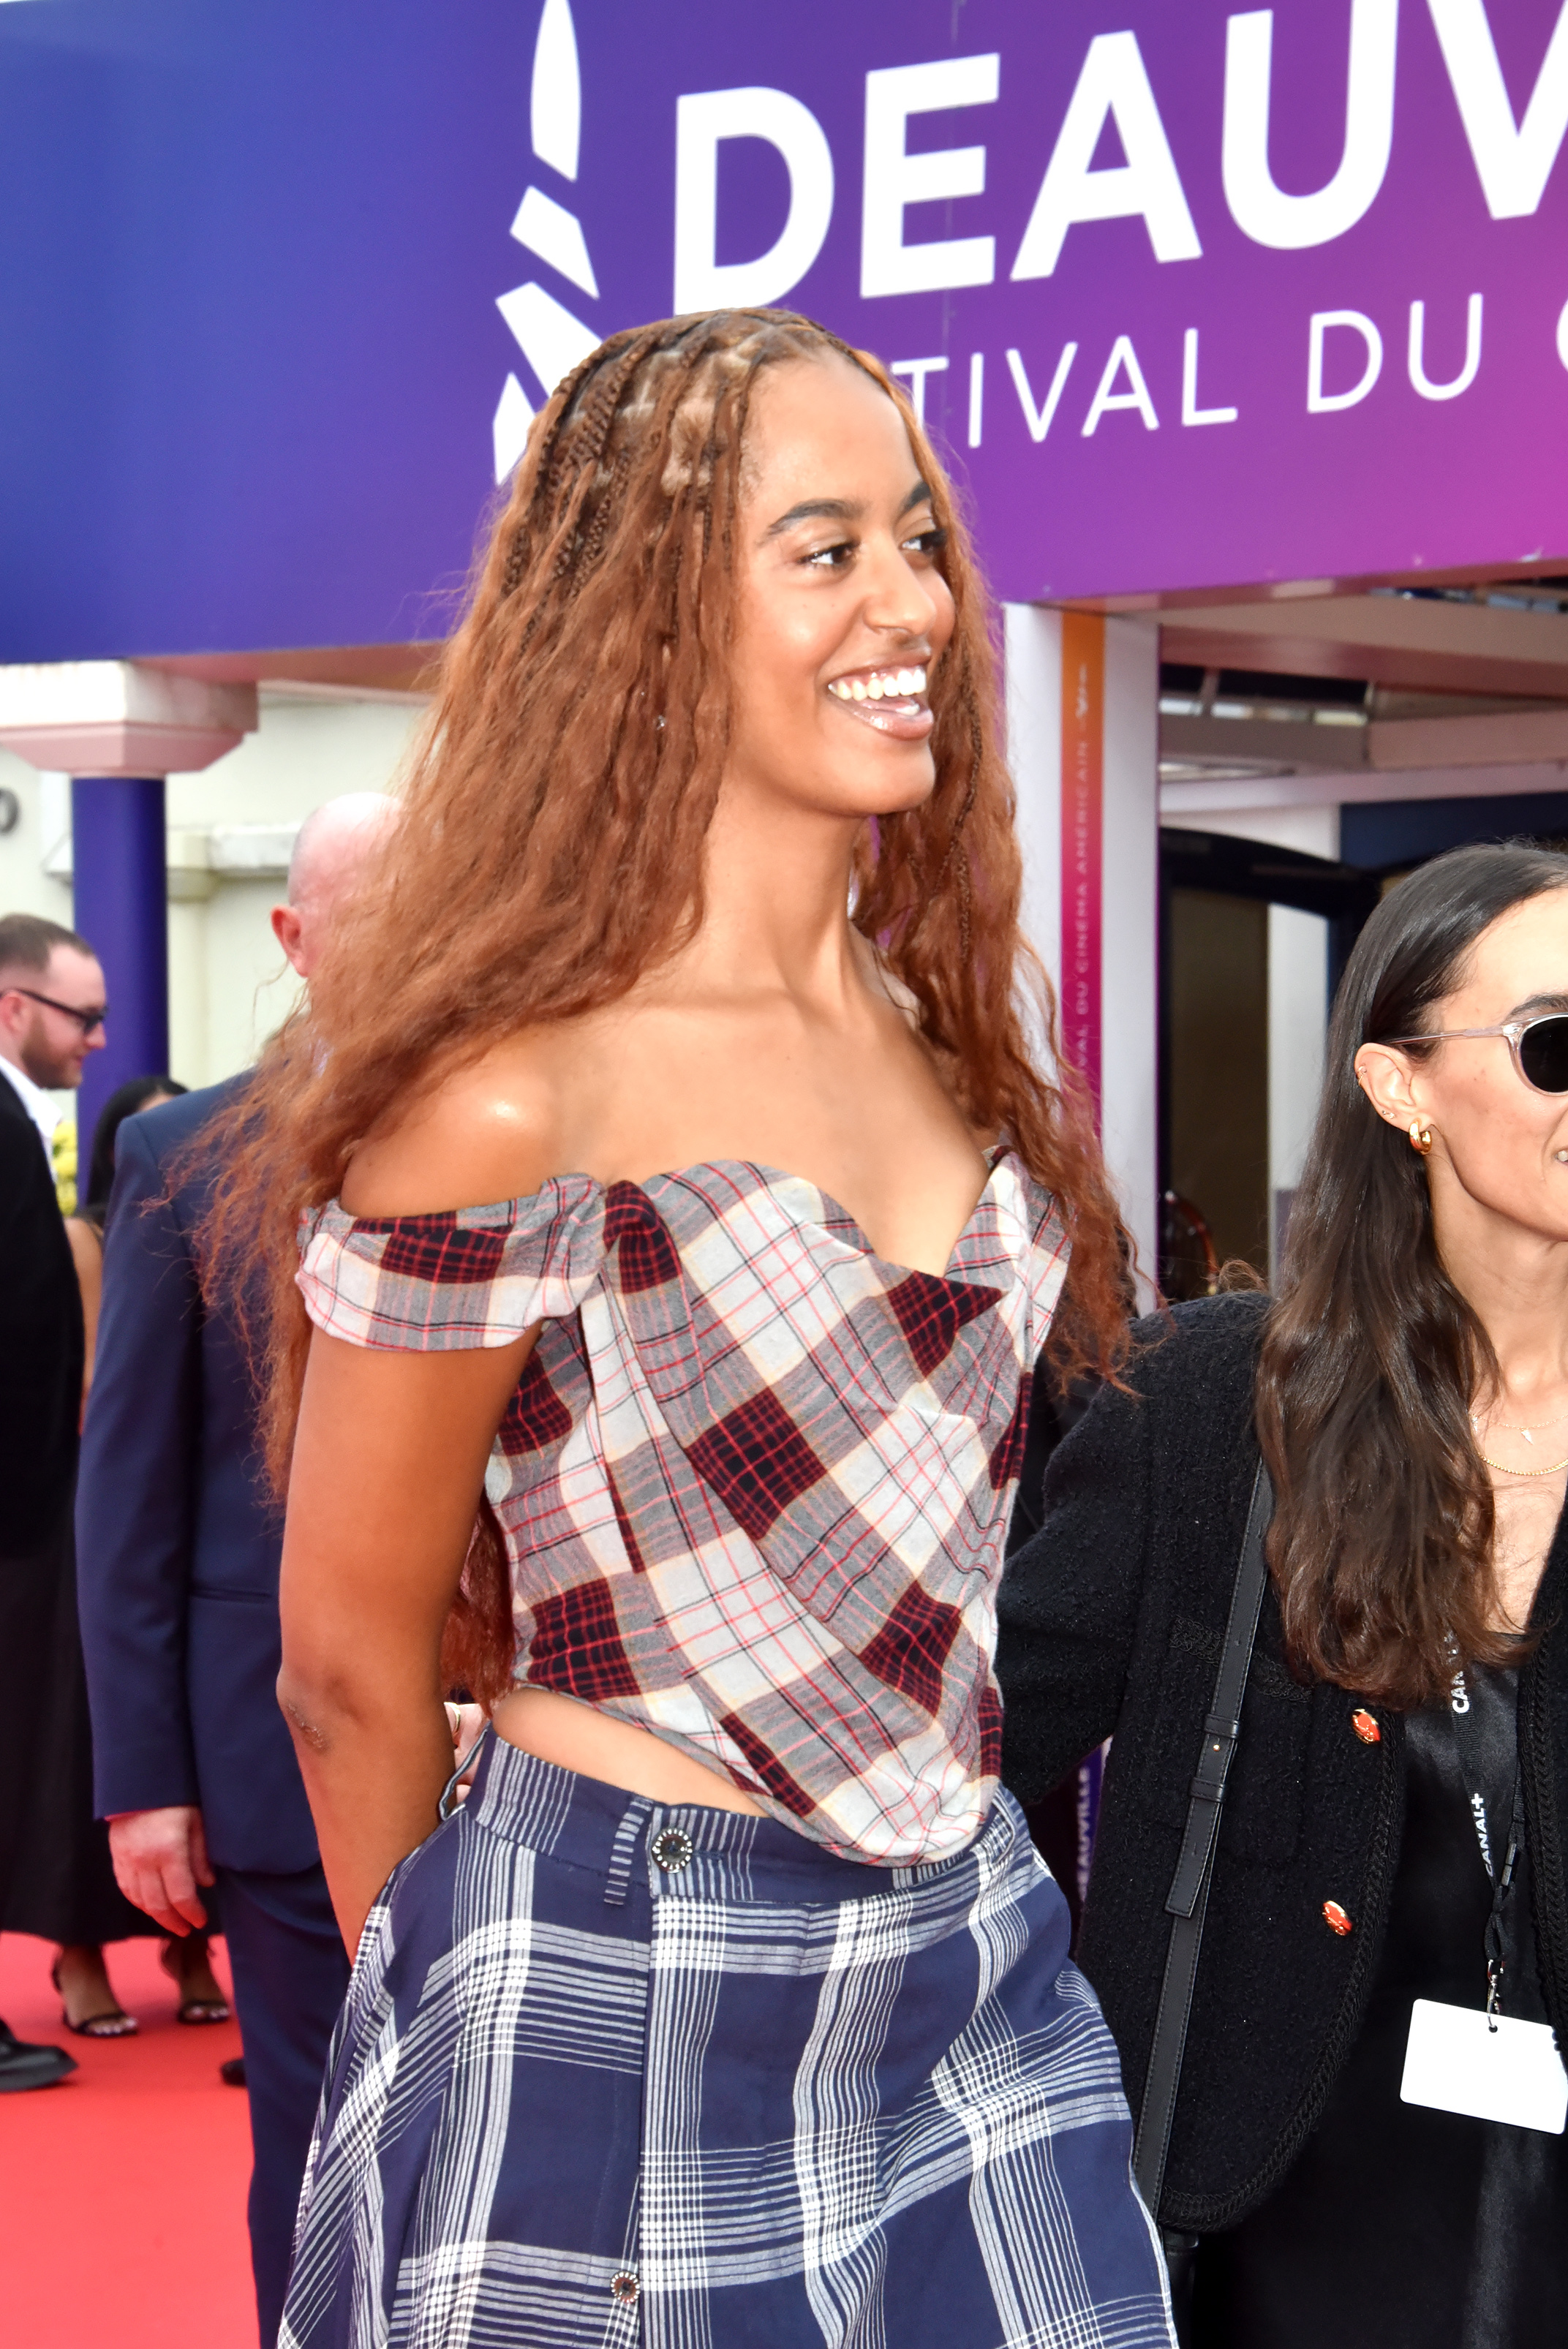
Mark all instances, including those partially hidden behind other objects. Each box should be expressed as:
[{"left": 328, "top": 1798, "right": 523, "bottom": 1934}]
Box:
[
  {"left": 278, "top": 1057, "right": 573, "bottom": 1954},
  {"left": 278, "top": 1326, "right": 536, "bottom": 1955},
  {"left": 278, "top": 1053, "right": 566, "bottom": 1955},
  {"left": 64, "top": 1215, "right": 102, "bottom": 1402}
]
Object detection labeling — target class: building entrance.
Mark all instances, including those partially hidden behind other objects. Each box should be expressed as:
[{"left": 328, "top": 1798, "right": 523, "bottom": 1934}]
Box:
[{"left": 1152, "top": 578, "right": 1568, "bottom": 1295}]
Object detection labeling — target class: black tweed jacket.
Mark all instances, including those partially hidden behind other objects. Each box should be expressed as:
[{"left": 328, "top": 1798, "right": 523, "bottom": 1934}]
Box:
[
  {"left": 0, "top": 1071, "right": 82, "bottom": 1555},
  {"left": 996, "top": 1292, "right": 1568, "bottom": 2233}
]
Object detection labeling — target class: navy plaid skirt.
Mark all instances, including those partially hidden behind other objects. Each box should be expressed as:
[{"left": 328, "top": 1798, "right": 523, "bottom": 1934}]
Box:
[{"left": 280, "top": 1734, "right": 1173, "bottom": 2348}]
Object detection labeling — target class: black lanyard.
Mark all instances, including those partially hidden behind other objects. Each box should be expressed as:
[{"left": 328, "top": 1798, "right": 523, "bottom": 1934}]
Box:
[{"left": 1449, "top": 1667, "right": 1524, "bottom": 2025}]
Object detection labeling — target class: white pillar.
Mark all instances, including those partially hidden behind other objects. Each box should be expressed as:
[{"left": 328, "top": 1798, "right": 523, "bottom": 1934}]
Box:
[
  {"left": 0, "top": 663, "right": 257, "bottom": 1142},
  {"left": 1003, "top": 605, "right": 1160, "bottom": 1298},
  {"left": 1267, "top": 902, "right": 1330, "bottom": 1278},
  {"left": 0, "top": 662, "right": 256, "bottom": 777}
]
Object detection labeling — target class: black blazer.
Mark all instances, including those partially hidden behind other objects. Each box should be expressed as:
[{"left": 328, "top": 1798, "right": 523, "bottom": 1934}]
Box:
[
  {"left": 76, "top": 1078, "right": 318, "bottom": 1874},
  {"left": 0, "top": 1072, "right": 81, "bottom": 1554},
  {"left": 996, "top": 1292, "right": 1568, "bottom": 2233}
]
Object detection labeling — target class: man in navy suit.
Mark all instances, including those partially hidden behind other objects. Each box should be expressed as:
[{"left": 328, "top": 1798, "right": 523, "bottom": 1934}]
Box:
[{"left": 77, "top": 795, "right": 395, "bottom": 2346}]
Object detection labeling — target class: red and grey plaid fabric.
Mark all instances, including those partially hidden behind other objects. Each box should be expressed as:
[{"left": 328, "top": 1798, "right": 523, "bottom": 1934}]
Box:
[{"left": 298, "top": 1153, "right": 1067, "bottom": 1865}]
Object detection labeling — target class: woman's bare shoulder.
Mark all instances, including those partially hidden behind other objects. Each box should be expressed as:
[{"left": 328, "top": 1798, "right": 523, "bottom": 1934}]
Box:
[{"left": 340, "top": 1029, "right": 585, "bottom": 1217}]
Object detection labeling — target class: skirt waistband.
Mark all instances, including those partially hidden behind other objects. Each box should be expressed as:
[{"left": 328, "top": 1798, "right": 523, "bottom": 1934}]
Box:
[{"left": 462, "top": 1727, "right": 1022, "bottom": 1909}]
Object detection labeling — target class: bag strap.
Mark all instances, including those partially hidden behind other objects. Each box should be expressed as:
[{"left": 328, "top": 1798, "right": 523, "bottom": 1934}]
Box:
[{"left": 1132, "top": 1458, "right": 1274, "bottom": 2221}]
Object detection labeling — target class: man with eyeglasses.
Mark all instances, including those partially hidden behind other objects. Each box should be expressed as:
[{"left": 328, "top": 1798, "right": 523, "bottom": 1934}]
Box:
[
  {"left": 0, "top": 911, "right": 108, "bottom": 1154},
  {"left": 0, "top": 910, "right": 107, "bottom": 2091}
]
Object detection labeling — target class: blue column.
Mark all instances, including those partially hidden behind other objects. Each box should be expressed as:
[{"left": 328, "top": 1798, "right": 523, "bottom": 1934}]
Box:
[{"left": 71, "top": 775, "right": 168, "bottom": 1155}]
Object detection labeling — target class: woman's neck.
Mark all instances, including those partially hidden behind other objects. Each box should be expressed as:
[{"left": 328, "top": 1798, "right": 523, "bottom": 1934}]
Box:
[
  {"left": 673, "top": 782, "right": 872, "bottom": 1014},
  {"left": 1430, "top": 1176, "right": 1568, "bottom": 1634},
  {"left": 1433, "top": 1177, "right": 1568, "bottom": 1409}
]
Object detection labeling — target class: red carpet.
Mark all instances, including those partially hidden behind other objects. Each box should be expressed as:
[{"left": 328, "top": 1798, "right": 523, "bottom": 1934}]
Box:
[{"left": 0, "top": 1931, "right": 258, "bottom": 2348}]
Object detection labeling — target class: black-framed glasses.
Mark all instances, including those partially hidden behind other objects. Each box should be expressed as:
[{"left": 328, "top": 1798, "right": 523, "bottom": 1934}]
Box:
[
  {"left": 8, "top": 984, "right": 108, "bottom": 1037},
  {"left": 1391, "top": 1015, "right": 1568, "bottom": 1095}
]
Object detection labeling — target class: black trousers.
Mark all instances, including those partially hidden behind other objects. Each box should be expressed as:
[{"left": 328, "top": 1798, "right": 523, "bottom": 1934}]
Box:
[
  {"left": 2, "top": 1510, "right": 158, "bottom": 1945},
  {"left": 216, "top": 1862, "right": 351, "bottom": 2349}
]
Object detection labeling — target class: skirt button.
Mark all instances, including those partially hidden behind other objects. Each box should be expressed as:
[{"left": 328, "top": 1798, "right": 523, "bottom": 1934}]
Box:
[
  {"left": 651, "top": 1826, "right": 694, "bottom": 1873},
  {"left": 611, "top": 2271, "right": 640, "bottom": 2304}
]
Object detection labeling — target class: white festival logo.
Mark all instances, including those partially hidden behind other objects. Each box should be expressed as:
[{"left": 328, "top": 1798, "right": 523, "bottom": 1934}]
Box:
[
  {"left": 483, "top": 0, "right": 1568, "bottom": 477},
  {"left": 492, "top": 0, "right": 600, "bottom": 482}
]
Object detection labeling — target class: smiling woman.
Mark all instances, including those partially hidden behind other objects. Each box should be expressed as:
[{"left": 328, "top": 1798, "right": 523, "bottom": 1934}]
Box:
[
  {"left": 208, "top": 309, "right": 1169, "bottom": 2349},
  {"left": 1264, "top": 853, "right": 1568, "bottom": 1700}
]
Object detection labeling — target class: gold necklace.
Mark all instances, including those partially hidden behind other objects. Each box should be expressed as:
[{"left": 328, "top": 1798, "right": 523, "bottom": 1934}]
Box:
[
  {"left": 1472, "top": 1407, "right": 1568, "bottom": 1436},
  {"left": 1476, "top": 1447, "right": 1568, "bottom": 1478}
]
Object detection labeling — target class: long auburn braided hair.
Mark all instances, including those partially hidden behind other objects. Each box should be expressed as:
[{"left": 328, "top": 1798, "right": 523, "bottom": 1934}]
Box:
[{"left": 208, "top": 308, "right": 1130, "bottom": 1698}]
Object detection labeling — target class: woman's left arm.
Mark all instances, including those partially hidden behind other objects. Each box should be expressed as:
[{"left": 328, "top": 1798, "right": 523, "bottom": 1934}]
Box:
[{"left": 278, "top": 1324, "right": 535, "bottom": 1956}]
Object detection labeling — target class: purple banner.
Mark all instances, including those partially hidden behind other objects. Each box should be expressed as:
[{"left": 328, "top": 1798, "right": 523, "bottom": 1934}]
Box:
[
  {"left": 0, "top": 0, "right": 1564, "bottom": 658},
  {"left": 570, "top": 0, "right": 1568, "bottom": 601}
]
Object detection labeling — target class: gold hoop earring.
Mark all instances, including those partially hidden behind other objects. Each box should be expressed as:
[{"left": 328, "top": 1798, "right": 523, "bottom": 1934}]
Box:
[{"left": 1408, "top": 1120, "right": 1433, "bottom": 1155}]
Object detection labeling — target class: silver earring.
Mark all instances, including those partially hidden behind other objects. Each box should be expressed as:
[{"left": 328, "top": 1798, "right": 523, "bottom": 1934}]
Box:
[{"left": 1556, "top": 1150, "right": 1568, "bottom": 1164}]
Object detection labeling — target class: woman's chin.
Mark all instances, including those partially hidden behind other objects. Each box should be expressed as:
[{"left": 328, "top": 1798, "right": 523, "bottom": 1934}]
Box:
[
  {"left": 723, "top": 743, "right": 938, "bottom": 827},
  {"left": 841, "top": 750, "right": 939, "bottom": 820}
]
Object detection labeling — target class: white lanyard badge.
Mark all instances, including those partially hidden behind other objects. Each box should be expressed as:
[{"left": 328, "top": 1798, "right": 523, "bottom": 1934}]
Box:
[{"left": 1399, "top": 1667, "right": 1567, "bottom": 2135}]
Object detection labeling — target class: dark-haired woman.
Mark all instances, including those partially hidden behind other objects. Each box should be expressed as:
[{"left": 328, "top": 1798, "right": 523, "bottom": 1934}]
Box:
[
  {"left": 21, "top": 1070, "right": 232, "bottom": 2039},
  {"left": 998, "top": 841, "right": 1568, "bottom": 2347},
  {"left": 228, "top": 314, "right": 1174, "bottom": 2348},
  {"left": 65, "top": 1073, "right": 188, "bottom": 1383}
]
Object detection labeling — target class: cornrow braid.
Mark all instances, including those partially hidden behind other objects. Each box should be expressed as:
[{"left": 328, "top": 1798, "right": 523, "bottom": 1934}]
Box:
[
  {"left": 575, "top": 445, "right": 629, "bottom": 575},
  {"left": 497, "top": 325, "right": 655, "bottom": 598},
  {"left": 498, "top": 527, "right": 529, "bottom": 601}
]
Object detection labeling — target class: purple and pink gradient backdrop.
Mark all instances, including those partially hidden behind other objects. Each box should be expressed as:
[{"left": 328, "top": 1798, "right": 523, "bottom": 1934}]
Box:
[{"left": 0, "top": 0, "right": 1562, "bottom": 662}]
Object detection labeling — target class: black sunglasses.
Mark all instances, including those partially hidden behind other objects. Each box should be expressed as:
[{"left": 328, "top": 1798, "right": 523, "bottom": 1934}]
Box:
[
  {"left": 1391, "top": 1014, "right": 1568, "bottom": 1095},
  {"left": 9, "top": 984, "right": 108, "bottom": 1037}
]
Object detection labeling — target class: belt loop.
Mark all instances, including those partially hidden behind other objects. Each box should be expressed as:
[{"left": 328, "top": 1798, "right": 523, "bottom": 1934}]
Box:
[
  {"left": 603, "top": 1795, "right": 652, "bottom": 1907},
  {"left": 438, "top": 1723, "right": 493, "bottom": 1824}
]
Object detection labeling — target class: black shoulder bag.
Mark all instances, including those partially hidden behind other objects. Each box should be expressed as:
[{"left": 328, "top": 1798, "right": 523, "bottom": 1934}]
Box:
[{"left": 1132, "top": 1459, "right": 1274, "bottom": 2342}]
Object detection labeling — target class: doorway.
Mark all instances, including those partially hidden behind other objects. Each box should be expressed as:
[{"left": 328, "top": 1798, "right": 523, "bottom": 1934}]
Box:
[{"left": 1158, "top": 829, "right": 1380, "bottom": 1294}]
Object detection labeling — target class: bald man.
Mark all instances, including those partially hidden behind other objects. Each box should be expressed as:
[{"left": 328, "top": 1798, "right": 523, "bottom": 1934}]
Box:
[
  {"left": 270, "top": 791, "right": 397, "bottom": 976},
  {"left": 76, "top": 795, "right": 396, "bottom": 2348}
]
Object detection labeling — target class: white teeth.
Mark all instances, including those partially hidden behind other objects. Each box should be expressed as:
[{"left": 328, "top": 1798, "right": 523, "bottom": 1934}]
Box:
[{"left": 830, "top": 666, "right": 930, "bottom": 704}]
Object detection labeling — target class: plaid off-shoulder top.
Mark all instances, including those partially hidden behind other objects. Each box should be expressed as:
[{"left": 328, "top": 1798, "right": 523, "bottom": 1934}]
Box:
[{"left": 298, "top": 1150, "right": 1068, "bottom": 1866}]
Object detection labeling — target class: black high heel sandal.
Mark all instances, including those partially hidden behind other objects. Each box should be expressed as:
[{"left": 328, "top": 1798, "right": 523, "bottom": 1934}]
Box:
[
  {"left": 50, "top": 1953, "right": 137, "bottom": 2040},
  {"left": 159, "top": 1934, "right": 231, "bottom": 2025}
]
